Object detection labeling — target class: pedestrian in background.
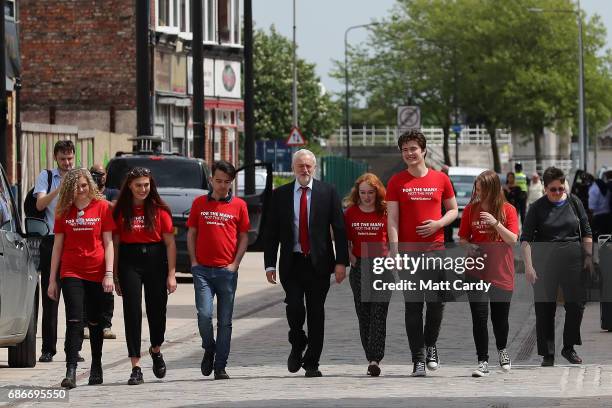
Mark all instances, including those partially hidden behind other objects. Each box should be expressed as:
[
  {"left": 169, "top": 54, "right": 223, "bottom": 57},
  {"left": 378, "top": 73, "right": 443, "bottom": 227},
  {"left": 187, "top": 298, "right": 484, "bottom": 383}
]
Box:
[
  {"left": 47, "top": 169, "right": 115, "bottom": 388},
  {"left": 344, "top": 173, "right": 390, "bottom": 377},
  {"left": 527, "top": 173, "right": 544, "bottom": 208},
  {"left": 513, "top": 163, "right": 528, "bottom": 223},
  {"left": 521, "top": 167, "right": 592, "bottom": 367},
  {"left": 113, "top": 167, "right": 177, "bottom": 385},
  {"left": 188, "top": 160, "right": 250, "bottom": 380},
  {"left": 459, "top": 170, "right": 518, "bottom": 377}
]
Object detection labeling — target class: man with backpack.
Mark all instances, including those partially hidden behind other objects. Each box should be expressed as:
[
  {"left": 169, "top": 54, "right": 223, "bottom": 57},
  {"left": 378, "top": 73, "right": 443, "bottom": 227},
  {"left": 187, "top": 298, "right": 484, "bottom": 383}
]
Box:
[{"left": 32, "top": 140, "right": 76, "bottom": 363}]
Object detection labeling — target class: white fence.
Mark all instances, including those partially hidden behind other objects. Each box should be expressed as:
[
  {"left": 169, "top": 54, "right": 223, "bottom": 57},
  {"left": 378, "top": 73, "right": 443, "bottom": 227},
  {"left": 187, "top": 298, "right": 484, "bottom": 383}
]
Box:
[{"left": 329, "top": 126, "right": 512, "bottom": 147}]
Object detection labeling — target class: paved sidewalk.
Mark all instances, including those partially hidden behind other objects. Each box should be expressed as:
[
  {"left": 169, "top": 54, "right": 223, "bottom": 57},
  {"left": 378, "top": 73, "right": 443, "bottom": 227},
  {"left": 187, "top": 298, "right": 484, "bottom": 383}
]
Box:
[{"left": 2, "top": 253, "right": 612, "bottom": 407}]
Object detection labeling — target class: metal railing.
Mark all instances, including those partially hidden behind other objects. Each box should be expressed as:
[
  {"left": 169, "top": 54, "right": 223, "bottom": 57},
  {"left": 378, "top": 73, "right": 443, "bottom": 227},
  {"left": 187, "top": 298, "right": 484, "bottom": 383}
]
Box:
[{"left": 329, "top": 126, "right": 512, "bottom": 147}]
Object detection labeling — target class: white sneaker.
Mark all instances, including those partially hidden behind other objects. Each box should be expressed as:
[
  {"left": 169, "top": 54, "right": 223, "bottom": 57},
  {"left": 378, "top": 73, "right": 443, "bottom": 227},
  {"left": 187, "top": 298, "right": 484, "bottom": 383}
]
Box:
[
  {"left": 425, "top": 345, "right": 439, "bottom": 370},
  {"left": 498, "top": 348, "right": 511, "bottom": 372},
  {"left": 472, "top": 361, "right": 489, "bottom": 377}
]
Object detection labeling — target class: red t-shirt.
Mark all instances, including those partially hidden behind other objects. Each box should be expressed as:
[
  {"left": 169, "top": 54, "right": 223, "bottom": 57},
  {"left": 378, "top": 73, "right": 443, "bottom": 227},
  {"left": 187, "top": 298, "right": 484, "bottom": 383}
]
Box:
[
  {"left": 186, "top": 195, "right": 250, "bottom": 268},
  {"left": 54, "top": 199, "right": 115, "bottom": 282},
  {"left": 386, "top": 169, "right": 455, "bottom": 246},
  {"left": 115, "top": 206, "right": 174, "bottom": 243},
  {"left": 458, "top": 202, "right": 519, "bottom": 290},
  {"left": 344, "top": 205, "right": 388, "bottom": 258}
]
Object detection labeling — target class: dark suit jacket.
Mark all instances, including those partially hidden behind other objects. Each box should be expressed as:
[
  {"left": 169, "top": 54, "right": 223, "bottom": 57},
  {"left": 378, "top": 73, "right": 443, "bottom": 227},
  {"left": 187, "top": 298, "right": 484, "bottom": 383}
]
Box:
[{"left": 264, "top": 179, "right": 349, "bottom": 283}]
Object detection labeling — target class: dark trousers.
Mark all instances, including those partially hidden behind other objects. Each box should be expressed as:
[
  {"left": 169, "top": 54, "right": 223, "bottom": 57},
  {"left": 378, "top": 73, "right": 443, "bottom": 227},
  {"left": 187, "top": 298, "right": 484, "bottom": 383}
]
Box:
[
  {"left": 84, "top": 292, "right": 114, "bottom": 329},
  {"left": 533, "top": 243, "right": 585, "bottom": 357},
  {"left": 592, "top": 213, "right": 612, "bottom": 239},
  {"left": 119, "top": 242, "right": 168, "bottom": 358},
  {"left": 467, "top": 283, "right": 512, "bottom": 362},
  {"left": 281, "top": 253, "right": 331, "bottom": 370},
  {"left": 61, "top": 277, "right": 105, "bottom": 366},
  {"left": 39, "top": 236, "right": 60, "bottom": 355},
  {"left": 349, "top": 258, "right": 391, "bottom": 363}
]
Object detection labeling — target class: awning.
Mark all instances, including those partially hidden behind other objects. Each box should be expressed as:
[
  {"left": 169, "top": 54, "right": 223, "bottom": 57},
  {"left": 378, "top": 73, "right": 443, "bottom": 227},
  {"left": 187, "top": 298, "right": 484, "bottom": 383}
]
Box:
[{"left": 204, "top": 99, "right": 244, "bottom": 111}]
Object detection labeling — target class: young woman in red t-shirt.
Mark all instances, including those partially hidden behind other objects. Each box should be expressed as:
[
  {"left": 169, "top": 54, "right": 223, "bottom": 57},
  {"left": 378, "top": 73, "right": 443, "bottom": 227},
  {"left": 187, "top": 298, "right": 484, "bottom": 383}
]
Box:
[
  {"left": 47, "top": 169, "right": 115, "bottom": 389},
  {"left": 344, "top": 173, "right": 390, "bottom": 377},
  {"left": 458, "top": 170, "right": 518, "bottom": 378},
  {"left": 113, "top": 167, "right": 177, "bottom": 385}
]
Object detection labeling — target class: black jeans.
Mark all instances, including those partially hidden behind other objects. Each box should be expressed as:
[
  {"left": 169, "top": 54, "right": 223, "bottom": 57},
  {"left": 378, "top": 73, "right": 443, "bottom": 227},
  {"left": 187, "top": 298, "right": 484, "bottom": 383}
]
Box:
[
  {"left": 118, "top": 242, "right": 168, "bottom": 358},
  {"left": 532, "top": 242, "right": 586, "bottom": 357},
  {"left": 39, "top": 235, "right": 61, "bottom": 355},
  {"left": 84, "top": 292, "right": 114, "bottom": 329},
  {"left": 349, "top": 258, "right": 391, "bottom": 363},
  {"left": 281, "top": 253, "right": 331, "bottom": 370},
  {"left": 467, "top": 282, "right": 513, "bottom": 362},
  {"left": 61, "top": 277, "right": 105, "bottom": 366}
]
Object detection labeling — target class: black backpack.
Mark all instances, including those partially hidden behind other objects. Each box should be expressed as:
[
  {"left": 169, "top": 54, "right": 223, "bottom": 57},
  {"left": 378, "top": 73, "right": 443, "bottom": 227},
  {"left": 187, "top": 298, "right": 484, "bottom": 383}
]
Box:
[{"left": 24, "top": 170, "right": 52, "bottom": 219}]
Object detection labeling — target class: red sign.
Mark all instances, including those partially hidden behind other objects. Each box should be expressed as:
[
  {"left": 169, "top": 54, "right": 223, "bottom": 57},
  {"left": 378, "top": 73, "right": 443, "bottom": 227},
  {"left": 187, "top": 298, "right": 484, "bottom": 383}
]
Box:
[{"left": 286, "top": 127, "right": 306, "bottom": 146}]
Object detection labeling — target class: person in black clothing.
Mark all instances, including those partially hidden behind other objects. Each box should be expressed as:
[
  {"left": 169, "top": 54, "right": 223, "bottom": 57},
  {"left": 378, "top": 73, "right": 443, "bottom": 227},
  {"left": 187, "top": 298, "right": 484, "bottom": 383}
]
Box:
[
  {"left": 503, "top": 172, "right": 522, "bottom": 212},
  {"left": 521, "top": 167, "right": 593, "bottom": 367}
]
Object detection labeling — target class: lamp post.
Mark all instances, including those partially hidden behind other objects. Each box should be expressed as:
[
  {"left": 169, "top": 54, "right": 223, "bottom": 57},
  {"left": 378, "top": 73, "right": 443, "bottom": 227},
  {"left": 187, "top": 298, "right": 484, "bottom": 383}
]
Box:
[
  {"left": 528, "top": 2, "right": 587, "bottom": 171},
  {"left": 344, "top": 22, "right": 379, "bottom": 158}
]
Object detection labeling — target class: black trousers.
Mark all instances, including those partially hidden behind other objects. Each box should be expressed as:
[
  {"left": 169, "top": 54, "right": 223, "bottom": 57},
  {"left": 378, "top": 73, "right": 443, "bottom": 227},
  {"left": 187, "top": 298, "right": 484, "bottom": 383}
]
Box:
[
  {"left": 281, "top": 253, "right": 330, "bottom": 370},
  {"left": 61, "top": 277, "right": 105, "bottom": 366},
  {"left": 349, "top": 258, "right": 391, "bottom": 363},
  {"left": 84, "top": 292, "right": 114, "bottom": 329},
  {"left": 533, "top": 242, "right": 586, "bottom": 357},
  {"left": 39, "top": 235, "right": 61, "bottom": 355},
  {"left": 467, "top": 283, "right": 512, "bottom": 362},
  {"left": 118, "top": 242, "right": 168, "bottom": 358}
]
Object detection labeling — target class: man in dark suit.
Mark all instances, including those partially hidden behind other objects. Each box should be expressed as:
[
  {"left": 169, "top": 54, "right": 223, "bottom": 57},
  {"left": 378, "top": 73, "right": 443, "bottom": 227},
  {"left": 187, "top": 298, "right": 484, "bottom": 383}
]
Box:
[{"left": 264, "top": 149, "right": 349, "bottom": 377}]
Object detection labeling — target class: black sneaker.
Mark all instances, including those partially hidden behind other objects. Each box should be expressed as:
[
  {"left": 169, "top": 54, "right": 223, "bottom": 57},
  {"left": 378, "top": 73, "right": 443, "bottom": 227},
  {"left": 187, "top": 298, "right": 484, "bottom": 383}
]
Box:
[
  {"left": 561, "top": 347, "right": 583, "bottom": 364},
  {"left": 498, "top": 348, "right": 512, "bottom": 372},
  {"left": 367, "top": 362, "right": 381, "bottom": 377},
  {"left": 411, "top": 361, "right": 426, "bottom": 377},
  {"left": 201, "top": 351, "right": 214, "bottom": 377},
  {"left": 541, "top": 355, "right": 555, "bottom": 367},
  {"left": 304, "top": 369, "right": 322, "bottom": 377},
  {"left": 287, "top": 348, "right": 303, "bottom": 373},
  {"left": 39, "top": 352, "right": 53, "bottom": 363},
  {"left": 214, "top": 368, "right": 230, "bottom": 380},
  {"left": 149, "top": 347, "right": 167, "bottom": 378},
  {"left": 426, "top": 345, "right": 440, "bottom": 370},
  {"left": 128, "top": 366, "right": 144, "bottom": 385}
]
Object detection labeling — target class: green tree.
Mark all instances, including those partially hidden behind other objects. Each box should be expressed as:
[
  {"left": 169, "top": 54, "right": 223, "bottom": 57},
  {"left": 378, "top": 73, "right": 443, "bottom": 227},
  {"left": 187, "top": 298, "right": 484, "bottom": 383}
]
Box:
[{"left": 253, "top": 25, "right": 341, "bottom": 142}]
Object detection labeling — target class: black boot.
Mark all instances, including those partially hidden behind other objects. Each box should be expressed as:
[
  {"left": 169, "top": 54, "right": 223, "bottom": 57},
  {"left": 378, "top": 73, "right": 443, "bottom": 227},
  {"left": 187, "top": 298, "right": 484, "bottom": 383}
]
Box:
[
  {"left": 61, "top": 364, "right": 77, "bottom": 389},
  {"left": 88, "top": 359, "right": 103, "bottom": 385}
]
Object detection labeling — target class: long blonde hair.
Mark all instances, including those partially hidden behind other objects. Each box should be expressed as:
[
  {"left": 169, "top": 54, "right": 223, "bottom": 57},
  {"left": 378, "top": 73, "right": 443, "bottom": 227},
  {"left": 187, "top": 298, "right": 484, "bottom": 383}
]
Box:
[{"left": 55, "top": 168, "right": 103, "bottom": 217}]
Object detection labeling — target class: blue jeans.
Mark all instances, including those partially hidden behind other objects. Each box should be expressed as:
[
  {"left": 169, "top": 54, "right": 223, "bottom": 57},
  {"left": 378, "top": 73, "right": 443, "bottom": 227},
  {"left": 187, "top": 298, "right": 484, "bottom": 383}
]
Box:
[{"left": 192, "top": 265, "right": 238, "bottom": 370}]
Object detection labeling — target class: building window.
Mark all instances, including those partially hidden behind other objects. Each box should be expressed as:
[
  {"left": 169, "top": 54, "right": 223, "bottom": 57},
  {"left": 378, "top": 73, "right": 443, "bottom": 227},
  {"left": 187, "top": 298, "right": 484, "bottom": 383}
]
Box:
[
  {"left": 4, "top": 0, "right": 14, "bottom": 19},
  {"left": 158, "top": 0, "right": 170, "bottom": 27},
  {"left": 172, "top": 0, "right": 178, "bottom": 28},
  {"left": 218, "top": 0, "right": 231, "bottom": 44},
  {"left": 180, "top": 0, "right": 188, "bottom": 32},
  {"left": 233, "top": 0, "right": 240, "bottom": 44},
  {"left": 205, "top": 0, "right": 216, "bottom": 42}
]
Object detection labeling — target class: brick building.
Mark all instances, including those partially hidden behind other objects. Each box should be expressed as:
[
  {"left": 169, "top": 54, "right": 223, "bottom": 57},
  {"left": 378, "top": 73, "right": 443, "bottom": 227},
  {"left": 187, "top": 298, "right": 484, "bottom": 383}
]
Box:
[{"left": 19, "top": 0, "right": 243, "bottom": 166}]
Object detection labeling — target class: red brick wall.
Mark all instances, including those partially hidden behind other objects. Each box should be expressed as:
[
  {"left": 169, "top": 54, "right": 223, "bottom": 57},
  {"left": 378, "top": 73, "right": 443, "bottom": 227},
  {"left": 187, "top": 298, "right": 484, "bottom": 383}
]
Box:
[{"left": 19, "top": 0, "right": 137, "bottom": 111}]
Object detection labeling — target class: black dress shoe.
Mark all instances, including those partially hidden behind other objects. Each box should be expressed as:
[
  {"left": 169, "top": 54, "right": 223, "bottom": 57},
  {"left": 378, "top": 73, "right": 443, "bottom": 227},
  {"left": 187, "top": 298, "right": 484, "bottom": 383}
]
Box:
[
  {"left": 61, "top": 364, "right": 77, "bottom": 389},
  {"left": 88, "top": 360, "right": 103, "bottom": 385},
  {"left": 287, "top": 349, "right": 303, "bottom": 373},
  {"left": 541, "top": 355, "right": 555, "bottom": 367},
  {"left": 201, "top": 351, "right": 214, "bottom": 377},
  {"left": 561, "top": 348, "right": 583, "bottom": 364},
  {"left": 214, "top": 368, "right": 230, "bottom": 380},
  {"left": 39, "top": 352, "right": 53, "bottom": 363},
  {"left": 367, "top": 363, "right": 381, "bottom": 377},
  {"left": 149, "top": 347, "right": 167, "bottom": 378},
  {"left": 304, "top": 369, "right": 322, "bottom": 377}
]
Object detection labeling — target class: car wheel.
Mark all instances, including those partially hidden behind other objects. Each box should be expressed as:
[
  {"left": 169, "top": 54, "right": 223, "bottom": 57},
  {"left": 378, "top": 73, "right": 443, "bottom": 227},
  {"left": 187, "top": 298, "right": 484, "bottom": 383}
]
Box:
[{"left": 8, "top": 286, "right": 39, "bottom": 368}]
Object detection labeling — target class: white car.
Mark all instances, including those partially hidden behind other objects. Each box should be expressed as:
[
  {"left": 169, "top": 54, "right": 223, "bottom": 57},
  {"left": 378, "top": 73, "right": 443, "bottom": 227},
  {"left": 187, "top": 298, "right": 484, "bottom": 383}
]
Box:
[{"left": 447, "top": 166, "right": 488, "bottom": 226}]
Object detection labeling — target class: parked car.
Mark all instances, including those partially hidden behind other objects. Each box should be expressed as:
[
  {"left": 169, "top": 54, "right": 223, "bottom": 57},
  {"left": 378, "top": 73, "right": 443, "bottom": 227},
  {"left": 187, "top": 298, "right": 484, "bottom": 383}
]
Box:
[
  {"left": 447, "top": 166, "right": 488, "bottom": 227},
  {"left": 0, "top": 163, "right": 49, "bottom": 367},
  {"left": 105, "top": 153, "right": 272, "bottom": 272}
]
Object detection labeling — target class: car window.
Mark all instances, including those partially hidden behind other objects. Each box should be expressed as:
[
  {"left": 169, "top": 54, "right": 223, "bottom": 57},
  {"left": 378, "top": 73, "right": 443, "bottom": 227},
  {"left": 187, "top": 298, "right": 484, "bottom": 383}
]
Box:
[
  {"left": 0, "top": 171, "right": 16, "bottom": 232},
  {"left": 106, "top": 158, "right": 206, "bottom": 190}
]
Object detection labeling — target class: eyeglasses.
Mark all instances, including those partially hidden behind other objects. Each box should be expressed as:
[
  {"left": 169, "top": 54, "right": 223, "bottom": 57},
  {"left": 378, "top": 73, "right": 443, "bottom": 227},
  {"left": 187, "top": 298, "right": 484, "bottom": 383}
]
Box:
[
  {"left": 128, "top": 167, "right": 151, "bottom": 177},
  {"left": 548, "top": 186, "right": 565, "bottom": 193}
]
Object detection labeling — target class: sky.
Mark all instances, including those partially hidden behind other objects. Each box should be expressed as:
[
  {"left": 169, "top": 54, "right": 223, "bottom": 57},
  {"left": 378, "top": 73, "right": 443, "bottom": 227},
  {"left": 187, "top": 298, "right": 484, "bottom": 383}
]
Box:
[{"left": 253, "top": 0, "right": 612, "bottom": 95}]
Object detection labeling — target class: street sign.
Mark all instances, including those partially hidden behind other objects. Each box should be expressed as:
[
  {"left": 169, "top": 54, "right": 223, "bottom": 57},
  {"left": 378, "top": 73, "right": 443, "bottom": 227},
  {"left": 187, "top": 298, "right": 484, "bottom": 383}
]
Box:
[
  {"left": 397, "top": 106, "right": 421, "bottom": 129},
  {"left": 452, "top": 123, "right": 463, "bottom": 134},
  {"left": 286, "top": 126, "right": 306, "bottom": 146}
]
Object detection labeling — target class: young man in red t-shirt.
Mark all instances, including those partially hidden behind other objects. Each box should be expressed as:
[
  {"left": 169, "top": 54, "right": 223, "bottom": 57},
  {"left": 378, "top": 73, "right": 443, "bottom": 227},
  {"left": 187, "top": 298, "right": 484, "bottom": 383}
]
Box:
[
  {"left": 187, "top": 160, "right": 250, "bottom": 380},
  {"left": 387, "top": 129, "right": 458, "bottom": 377}
]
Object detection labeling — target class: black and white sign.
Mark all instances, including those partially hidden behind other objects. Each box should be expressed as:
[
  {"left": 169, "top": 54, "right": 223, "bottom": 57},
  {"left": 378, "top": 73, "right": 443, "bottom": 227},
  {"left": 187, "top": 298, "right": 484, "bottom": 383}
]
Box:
[{"left": 397, "top": 106, "right": 421, "bottom": 129}]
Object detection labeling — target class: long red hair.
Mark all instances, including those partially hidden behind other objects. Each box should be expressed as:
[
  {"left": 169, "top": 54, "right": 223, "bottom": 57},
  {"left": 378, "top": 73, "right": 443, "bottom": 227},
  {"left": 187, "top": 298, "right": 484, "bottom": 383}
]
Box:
[
  {"left": 344, "top": 173, "right": 387, "bottom": 215},
  {"left": 468, "top": 170, "right": 507, "bottom": 241}
]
